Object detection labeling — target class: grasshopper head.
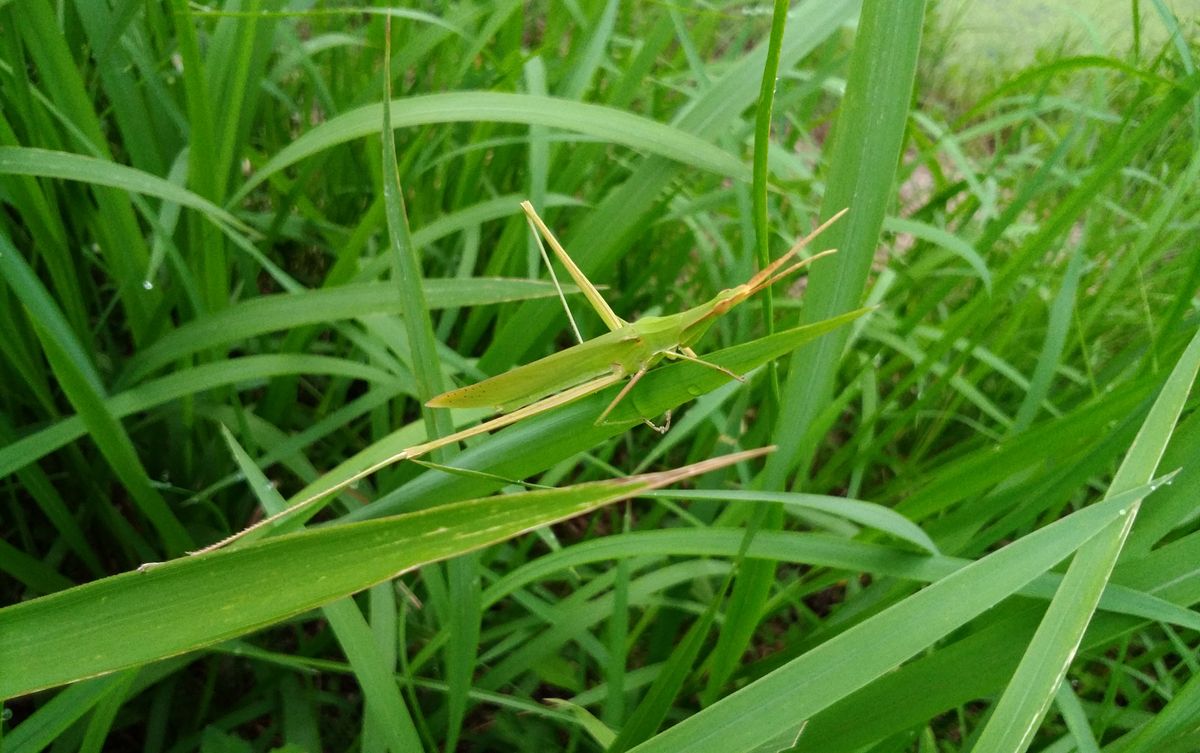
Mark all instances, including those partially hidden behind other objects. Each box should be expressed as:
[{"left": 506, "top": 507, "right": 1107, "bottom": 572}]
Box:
[
  {"left": 722, "top": 207, "right": 849, "bottom": 310},
  {"left": 709, "top": 285, "right": 748, "bottom": 317},
  {"left": 679, "top": 209, "right": 847, "bottom": 346}
]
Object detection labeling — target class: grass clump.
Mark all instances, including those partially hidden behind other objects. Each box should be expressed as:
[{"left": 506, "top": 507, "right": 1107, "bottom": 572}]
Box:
[{"left": 1, "top": 3, "right": 1198, "bottom": 752}]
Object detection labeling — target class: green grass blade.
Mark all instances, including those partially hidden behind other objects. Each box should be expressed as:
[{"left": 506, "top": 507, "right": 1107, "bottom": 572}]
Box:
[
  {"left": 323, "top": 600, "right": 425, "bottom": 753},
  {"left": 0, "top": 538, "right": 74, "bottom": 594},
  {"left": 120, "top": 278, "right": 573, "bottom": 383},
  {"left": 968, "top": 327, "right": 1200, "bottom": 753},
  {"left": 0, "top": 676, "right": 124, "bottom": 753},
  {"left": 0, "top": 146, "right": 248, "bottom": 232},
  {"left": 626, "top": 480, "right": 1165, "bottom": 753},
  {"left": 560, "top": 0, "right": 619, "bottom": 100},
  {"left": 0, "top": 233, "right": 192, "bottom": 555},
  {"left": 545, "top": 699, "right": 616, "bottom": 748},
  {"left": 751, "top": 0, "right": 792, "bottom": 414},
  {"left": 77, "top": 670, "right": 136, "bottom": 753},
  {"left": 882, "top": 216, "right": 992, "bottom": 294},
  {"left": 648, "top": 490, "right": 939, "bottom": 554},
  {"left": 381, "top": 31, "right": 450, "bottom": 420},
  {"left": 1010, "top": 243, "right": 1086, "bottom": 432},
  {"left": 766, "top": 0, "right": 926, "bottom": 486},
  {"left": 443, "top": 546, "right": 481, "bottom": 751},
  {"left": 222, "top": 422, "right": 428, "bottom": 751},
  {"left": 1054, "top": 681, "right": 1103, "bottom": 753},
  {"left": 705, "top": 0, "right": 801, "bottom": 700},
  {"left": 607, "top": 590, "right": 724, "bottom": 753},
  {"left": 0, "top": 451, "right": 765, "bottom": 699},
  {"left": 234, "top": 92, "right": 749, "bottom": 204}
]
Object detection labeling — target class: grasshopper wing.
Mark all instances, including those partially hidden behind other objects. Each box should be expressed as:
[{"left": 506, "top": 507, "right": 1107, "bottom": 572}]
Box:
[{"left": 427, "top": 329, "right": 632, "bottom": 413}]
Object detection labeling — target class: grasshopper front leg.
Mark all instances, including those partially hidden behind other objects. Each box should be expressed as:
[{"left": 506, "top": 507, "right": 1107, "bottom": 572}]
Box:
[
  {"left": 665, "top": 348, "right": 746, "bottom": 383},
  {"left": 594, "top": 346, "right": 748, "bottom": 433},
  {"left": 594, "top": 363, "right": 673, "bottom": 433}
]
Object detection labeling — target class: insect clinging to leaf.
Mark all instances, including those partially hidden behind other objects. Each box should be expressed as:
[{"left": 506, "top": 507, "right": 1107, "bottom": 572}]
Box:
[
  {"left": 183, "top": 203, "right": 846, "bottom": 557},
  {"left": 427, "top": 201, "right": 846, "bottom": 432}
]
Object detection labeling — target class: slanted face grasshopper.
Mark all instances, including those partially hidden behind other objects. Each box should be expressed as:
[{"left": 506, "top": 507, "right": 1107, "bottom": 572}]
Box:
[
  {"left": 186, "top": 204, "right": 844, "bottom": 556},
  {"left": 428, "top": 202, "right": 845, "bottom": 430}
]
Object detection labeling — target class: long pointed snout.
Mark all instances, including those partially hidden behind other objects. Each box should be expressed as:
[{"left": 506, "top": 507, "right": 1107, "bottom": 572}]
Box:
[{"left": 746, "top": 207, "right": 849, "bottom": 290}]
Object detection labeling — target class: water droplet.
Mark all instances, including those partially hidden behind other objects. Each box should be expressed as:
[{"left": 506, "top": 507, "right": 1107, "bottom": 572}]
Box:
[
  {"left": 686, "top": 384, "right": 703, "bottom": 397},
  {"left": 1119, "top": 508, "right": 1128, "bottom": 516},
  {"left": 142, "top": 280, "right": 154, "bottom": 290}
]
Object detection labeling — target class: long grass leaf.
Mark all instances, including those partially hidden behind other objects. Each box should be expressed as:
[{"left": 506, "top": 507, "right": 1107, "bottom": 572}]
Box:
[
  {"left": 0, "top": 450, "right": 767, "bottom": 699},
  {"left": 766, "top": 0, "right": 926, "bottom": 485},
  {"left": 234, "top": 92, "right": 749, "bottom": 204},
  {"left": 627, "top": 479, "right": 1165, "bottom": 753},
  {"left": 968, "top": 327, "right": 1200, "bottom": 753},
  {"left": 0, "top": 233, "right": 192, "bottom": 554}
]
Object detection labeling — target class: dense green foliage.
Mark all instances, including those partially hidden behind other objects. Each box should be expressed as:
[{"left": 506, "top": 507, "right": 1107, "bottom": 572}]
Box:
[{"left": 1, "top": 2, "right": 1199, "bottom": 752}]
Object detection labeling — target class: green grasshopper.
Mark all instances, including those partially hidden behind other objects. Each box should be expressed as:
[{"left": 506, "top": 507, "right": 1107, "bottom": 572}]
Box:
[
  {"left": 428, "top": 202, "right": 845, "bottom": 428},
  {"left": 186, "top": 204, "right": 844, "bottom": 557}
]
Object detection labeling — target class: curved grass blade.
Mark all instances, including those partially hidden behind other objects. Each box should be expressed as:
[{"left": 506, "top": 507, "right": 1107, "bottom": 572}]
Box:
[
  {"left": 233, "top": 92, "right": 749, "bottom": 203},
  {"left": 0, "top": 146, "right": 248, "bottom": 232},
  {"left": 0, "top": 355, "right": 404, "bottom": 483},
  {"left": 121, "top": 278, "right": 574, "bottom": 383},
  {"left": 474, "top": 527, "right": 1199, "bottom": 631},
  {"left": 648, "top": 489, "right": 939, "bottom": 554}
]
